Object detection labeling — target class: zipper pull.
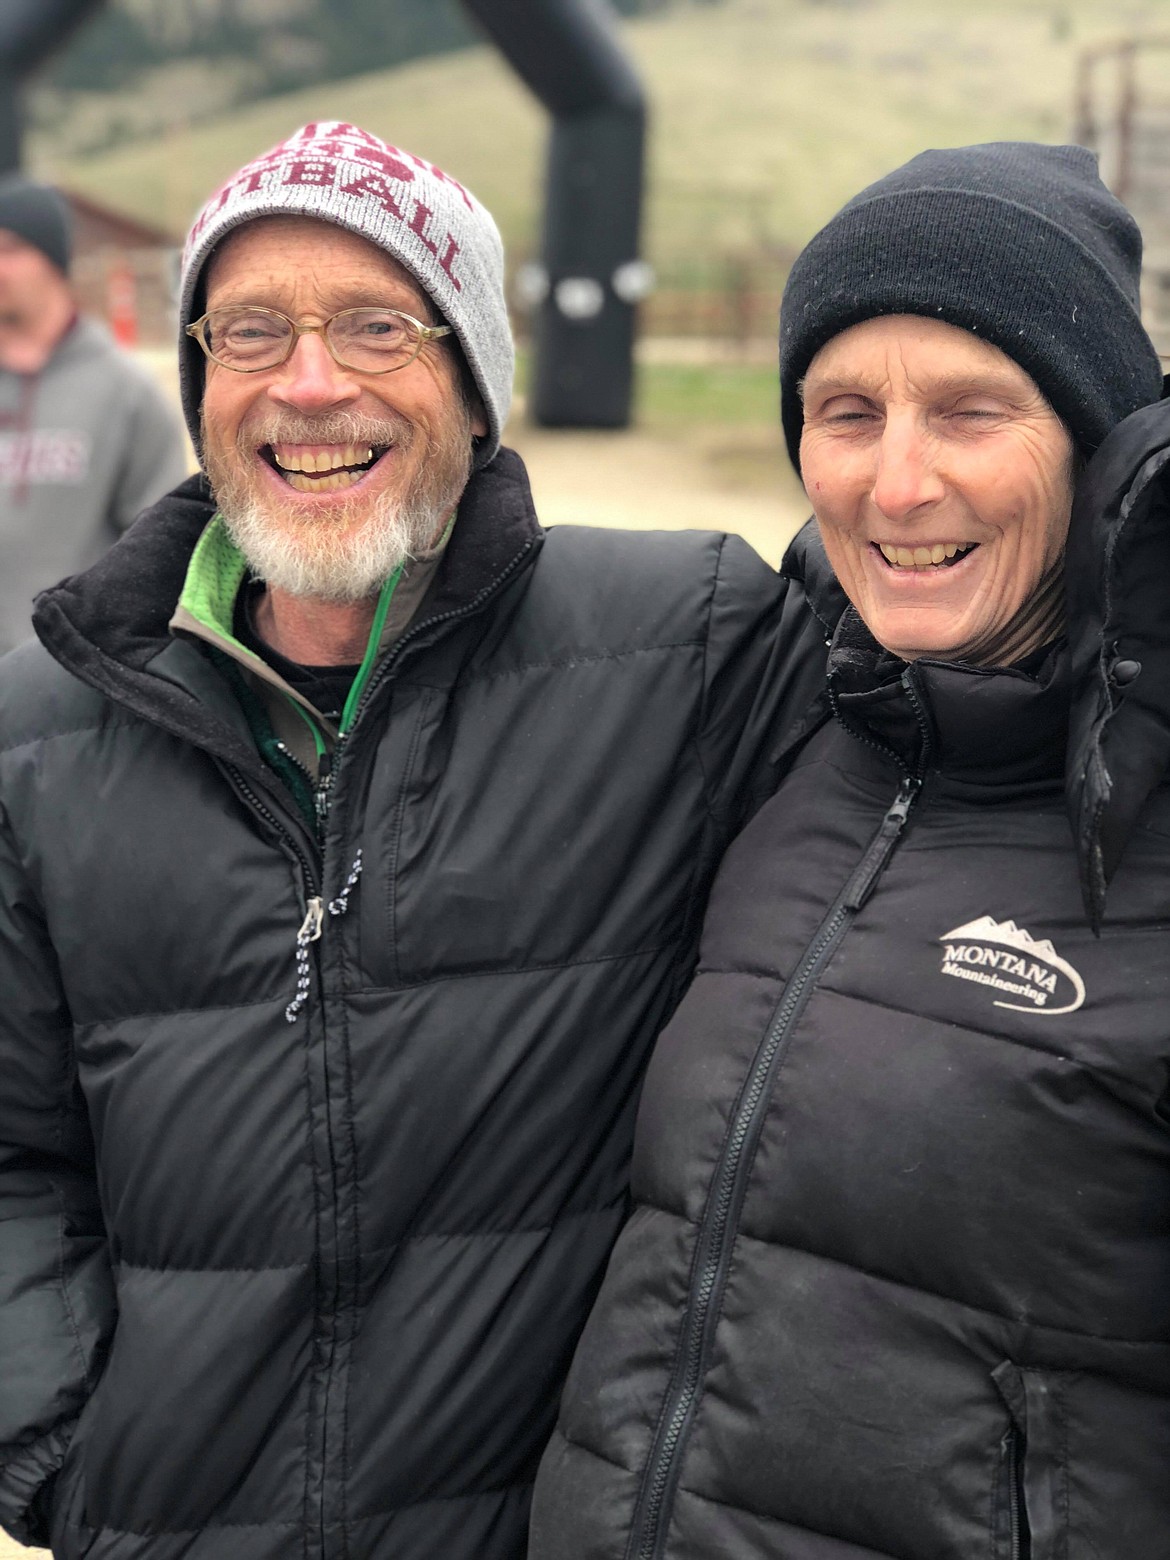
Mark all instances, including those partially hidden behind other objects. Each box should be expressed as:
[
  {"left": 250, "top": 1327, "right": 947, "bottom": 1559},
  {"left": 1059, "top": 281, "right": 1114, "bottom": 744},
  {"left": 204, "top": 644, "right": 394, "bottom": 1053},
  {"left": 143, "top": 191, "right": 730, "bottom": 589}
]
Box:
[
  {"left": 884, "top": 775, "right": 919, "bottom": 829},
  {"left": 299, "top": 897, "right": 324, "bottom": 944},
  {"left": 286, "top": 897, "right": 324, "bottom": 1024},
  {"left": 843, "top": 775, "right": 921, "bottom": 912}
]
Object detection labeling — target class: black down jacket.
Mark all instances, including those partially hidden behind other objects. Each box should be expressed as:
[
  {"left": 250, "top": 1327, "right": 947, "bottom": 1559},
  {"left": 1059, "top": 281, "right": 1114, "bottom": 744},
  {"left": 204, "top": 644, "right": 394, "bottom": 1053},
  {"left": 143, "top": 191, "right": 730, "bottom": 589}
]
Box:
[
  {"left": 530, "top": 401, "right": 1170, "bottom": 1560},
  {"left": 0, "top": 450, "right": 828, "bottom": 1560}
]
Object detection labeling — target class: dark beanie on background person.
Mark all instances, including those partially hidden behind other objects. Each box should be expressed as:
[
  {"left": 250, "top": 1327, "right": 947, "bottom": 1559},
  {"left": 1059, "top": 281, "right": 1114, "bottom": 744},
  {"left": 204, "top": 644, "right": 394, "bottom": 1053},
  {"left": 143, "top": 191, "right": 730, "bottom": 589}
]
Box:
[
  {"left": 779, "top": 141, "right": 1165, "bottom": 469},
  {"left": 0, "top": 175, "right": 71, "bottom": 275}
]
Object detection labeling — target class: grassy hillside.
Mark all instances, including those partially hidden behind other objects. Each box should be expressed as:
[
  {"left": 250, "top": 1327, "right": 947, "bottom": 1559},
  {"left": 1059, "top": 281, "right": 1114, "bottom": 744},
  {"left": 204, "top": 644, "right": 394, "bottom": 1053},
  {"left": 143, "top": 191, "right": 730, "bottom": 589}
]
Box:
[{"left": 33, "top": 0, "right": 1165, "bottom": 265}]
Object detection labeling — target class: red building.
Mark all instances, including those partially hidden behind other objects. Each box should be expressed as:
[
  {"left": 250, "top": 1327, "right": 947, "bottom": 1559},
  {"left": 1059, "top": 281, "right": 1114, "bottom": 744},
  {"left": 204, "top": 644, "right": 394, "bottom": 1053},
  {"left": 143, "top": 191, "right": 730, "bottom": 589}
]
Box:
[{"left": 63, "top": 188, "right": 179, "bottom": 348}]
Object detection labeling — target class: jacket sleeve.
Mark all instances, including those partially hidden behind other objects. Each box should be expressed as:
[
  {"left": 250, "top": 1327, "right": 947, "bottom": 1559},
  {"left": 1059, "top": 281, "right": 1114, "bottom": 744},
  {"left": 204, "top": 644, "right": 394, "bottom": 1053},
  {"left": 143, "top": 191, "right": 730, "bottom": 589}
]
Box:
[
  {"left": 696, "top": 528, "right": 833, "bottom": 834},
  {"left": 0, "top": 808, "right": 114, "bottom": 1546}
]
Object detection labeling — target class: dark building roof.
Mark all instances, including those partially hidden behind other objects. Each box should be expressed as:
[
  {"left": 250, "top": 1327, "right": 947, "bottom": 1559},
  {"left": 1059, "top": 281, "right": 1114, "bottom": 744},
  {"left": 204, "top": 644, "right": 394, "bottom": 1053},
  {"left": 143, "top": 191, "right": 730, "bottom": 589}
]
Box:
[{"left": 62, "top": 189, "right": 178, "bottom": 251}]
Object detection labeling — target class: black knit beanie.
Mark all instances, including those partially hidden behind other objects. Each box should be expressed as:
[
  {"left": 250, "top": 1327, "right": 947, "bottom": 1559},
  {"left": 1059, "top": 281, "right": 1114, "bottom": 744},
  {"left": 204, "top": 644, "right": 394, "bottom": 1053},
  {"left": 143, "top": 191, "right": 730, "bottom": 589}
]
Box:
[
  {"left": 779, "top": 142, "right": 1164, "bottom": 470},
  {"left": 0, "top": 175, "right": 71, "bottom": 275}
]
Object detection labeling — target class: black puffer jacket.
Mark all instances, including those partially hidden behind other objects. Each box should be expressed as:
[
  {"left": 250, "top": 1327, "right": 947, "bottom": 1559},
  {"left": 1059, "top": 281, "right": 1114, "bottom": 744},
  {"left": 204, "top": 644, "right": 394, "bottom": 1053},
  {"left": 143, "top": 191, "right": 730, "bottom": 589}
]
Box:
[
  {"left": 0, "top": 450, "right": 827, "bottom": 1560},
  {"left": 530, "top": 403, "right": 1170, "bottom": 1560}
]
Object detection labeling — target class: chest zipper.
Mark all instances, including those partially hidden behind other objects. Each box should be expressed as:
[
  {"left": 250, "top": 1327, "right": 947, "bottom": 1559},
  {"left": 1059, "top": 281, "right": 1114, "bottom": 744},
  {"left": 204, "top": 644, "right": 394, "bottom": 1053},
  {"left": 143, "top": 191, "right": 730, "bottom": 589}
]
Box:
[
  {"left": 266, "top": 539, "right": 539, "bottom": 1024},
  {"left": 283, "top": 850, "right": 365, "bottom": 1023},
  {"left": 227, "top": 763, "right": 319, "bottom": 890},
  {"left": 223, "top": 763, "right": 332, "bottom": 1024},
  {"left": 1007, "top": 1424, "right": 1029, "bottom": 1560},
  {"left": 628, "top": 769, "right": 921, "bottom": 1560},
  {"left": 313, "top": 741, "right": 338, "bottom": 837}
]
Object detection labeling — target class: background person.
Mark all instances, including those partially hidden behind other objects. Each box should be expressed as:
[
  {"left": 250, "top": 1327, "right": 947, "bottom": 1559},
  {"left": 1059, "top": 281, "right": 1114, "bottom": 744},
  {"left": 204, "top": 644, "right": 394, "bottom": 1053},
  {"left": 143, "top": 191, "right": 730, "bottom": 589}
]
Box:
[
  {"left": 0, "top": 123, "right": 827, "bottom": 1560},
  {"left": 531, "top": 142, "right": 1170, "bottom": 1560},
  {"left": 0, "top": 174, "right": 188, "bottom": 654}
]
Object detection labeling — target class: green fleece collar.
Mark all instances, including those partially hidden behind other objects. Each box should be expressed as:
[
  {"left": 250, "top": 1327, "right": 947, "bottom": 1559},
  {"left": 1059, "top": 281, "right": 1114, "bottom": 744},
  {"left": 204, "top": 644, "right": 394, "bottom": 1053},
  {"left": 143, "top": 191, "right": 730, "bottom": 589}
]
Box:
[
  {"left": 177, "top": 514, "right": 253, "bottom": 650},
  {"left": 173, "top": 514, "right": 404, "bottom": 745}
]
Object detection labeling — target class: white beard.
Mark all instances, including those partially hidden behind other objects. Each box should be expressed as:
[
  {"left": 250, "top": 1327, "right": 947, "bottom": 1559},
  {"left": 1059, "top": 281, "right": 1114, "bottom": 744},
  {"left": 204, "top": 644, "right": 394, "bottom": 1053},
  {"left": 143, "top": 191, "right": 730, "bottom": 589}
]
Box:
[
  {"left": 219, "top": 482, "right": 446, "bottom": 604},
  {"left": 203, "top": 404, "right": 473, "bottom": 605}
]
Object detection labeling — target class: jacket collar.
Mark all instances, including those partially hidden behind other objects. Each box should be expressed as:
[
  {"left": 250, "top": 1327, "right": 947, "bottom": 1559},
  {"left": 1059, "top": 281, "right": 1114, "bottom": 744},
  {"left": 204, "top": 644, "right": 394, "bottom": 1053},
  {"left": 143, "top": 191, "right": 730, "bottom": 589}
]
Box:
[
  {"left": 780, "top": 518, "right": 848, "bottom": 640},
  {"left": 31, "top": 445, "right": 544, "bottom": 781},
  {"left": 826, "top": 605, "right": 1069, "bottom": 795}
]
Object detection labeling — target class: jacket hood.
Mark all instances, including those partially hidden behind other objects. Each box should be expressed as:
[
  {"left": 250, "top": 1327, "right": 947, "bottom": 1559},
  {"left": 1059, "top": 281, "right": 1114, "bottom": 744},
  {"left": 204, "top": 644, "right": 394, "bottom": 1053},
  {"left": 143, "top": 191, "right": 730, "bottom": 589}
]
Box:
[
  {"left": 1065, "top": 396, "right": 1170, "bottom": 928},
  {"left": 780, "top": 518, "right": 848, "bottom": 638}
]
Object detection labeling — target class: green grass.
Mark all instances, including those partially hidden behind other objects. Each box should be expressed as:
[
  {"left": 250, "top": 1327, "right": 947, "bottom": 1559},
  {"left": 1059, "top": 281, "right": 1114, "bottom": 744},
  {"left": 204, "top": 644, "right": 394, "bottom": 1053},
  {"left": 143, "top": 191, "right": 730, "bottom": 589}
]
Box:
[
  {"left": 32, "top": 0, "right": 1152, "bottom": 269},
  {"left": 636, "top": 360, "right": 781, "bottom": 428},
  {"left": 514, "top": 352, "right": 780, "bottom": 427}
]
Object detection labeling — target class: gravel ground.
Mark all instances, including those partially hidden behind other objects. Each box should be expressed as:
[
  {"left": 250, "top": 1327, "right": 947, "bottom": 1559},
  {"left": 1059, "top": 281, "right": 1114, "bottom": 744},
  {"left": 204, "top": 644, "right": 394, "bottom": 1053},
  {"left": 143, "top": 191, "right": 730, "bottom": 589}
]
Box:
[{"left": 505, "top": 417, "right": 810, "bottom": 566}]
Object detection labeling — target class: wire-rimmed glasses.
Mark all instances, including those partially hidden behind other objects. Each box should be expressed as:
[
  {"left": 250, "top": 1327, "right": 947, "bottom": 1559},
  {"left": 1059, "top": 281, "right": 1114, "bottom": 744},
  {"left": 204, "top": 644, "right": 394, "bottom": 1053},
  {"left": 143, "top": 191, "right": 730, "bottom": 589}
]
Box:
[{"left": 185, "top": 305, "right": 454, "bottom": 375}]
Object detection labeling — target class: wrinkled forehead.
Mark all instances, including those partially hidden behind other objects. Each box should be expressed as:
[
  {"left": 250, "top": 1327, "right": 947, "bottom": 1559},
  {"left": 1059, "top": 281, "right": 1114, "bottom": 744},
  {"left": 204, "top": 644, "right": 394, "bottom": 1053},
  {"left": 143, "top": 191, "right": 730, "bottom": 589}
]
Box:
[
  {"left": 803, "top": 314, "right": 1046, "bottom": 402},
  {"left": 204, "top": 213, "right": 434, "bottom": 315}
]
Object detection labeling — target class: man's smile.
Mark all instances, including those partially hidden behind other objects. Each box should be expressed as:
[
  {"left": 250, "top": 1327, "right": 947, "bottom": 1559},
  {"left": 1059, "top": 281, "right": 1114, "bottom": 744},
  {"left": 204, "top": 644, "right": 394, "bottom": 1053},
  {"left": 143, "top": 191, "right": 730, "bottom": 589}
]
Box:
[{"left": 260, "top": 441, "right": 391, "bottom": 493}]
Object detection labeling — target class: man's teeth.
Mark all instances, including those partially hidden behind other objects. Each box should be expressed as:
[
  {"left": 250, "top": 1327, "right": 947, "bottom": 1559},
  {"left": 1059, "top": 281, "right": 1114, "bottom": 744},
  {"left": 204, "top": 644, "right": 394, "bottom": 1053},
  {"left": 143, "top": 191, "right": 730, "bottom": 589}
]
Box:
[
  {"left": 878, "top": 542, "right": 975, "bottom": 569},
  {"left": 283, "top": 470, "right": 364, "bottom": 493},
  {"left": 271, "top": 444, "right": 374, "bottom": 473}
]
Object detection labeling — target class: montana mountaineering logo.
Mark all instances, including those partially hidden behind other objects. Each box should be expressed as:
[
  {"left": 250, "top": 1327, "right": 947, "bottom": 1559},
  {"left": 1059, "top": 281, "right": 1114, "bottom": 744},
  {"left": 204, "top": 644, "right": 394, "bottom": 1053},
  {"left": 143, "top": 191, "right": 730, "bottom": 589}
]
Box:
[{"left": 938, "top": 917, "right": 1086, "bottom": 1015}]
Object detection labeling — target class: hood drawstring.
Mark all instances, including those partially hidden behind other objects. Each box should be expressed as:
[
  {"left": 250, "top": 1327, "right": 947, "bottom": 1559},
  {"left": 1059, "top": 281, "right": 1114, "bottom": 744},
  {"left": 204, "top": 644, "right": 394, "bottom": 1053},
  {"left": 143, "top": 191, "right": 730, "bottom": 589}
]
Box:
[
  {"left": 285, "top": 849, "right": 364, "bottom": 1024},
  {"left": 328, "top": 848, "right": 363, "bottom": 915}
]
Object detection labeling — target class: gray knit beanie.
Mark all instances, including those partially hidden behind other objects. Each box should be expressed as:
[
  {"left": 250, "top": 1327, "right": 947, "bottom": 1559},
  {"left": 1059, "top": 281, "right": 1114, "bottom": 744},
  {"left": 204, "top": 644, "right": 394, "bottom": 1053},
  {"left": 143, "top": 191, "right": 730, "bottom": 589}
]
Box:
[
  {"left": 0, "top": 175, "right": 71, "bottom": 274},
  {"left": 779, "top": 142, "right": 1164, "bottom": 469},
  {"left": 178, "top": 121, "right": 513, "bottom": 466}
]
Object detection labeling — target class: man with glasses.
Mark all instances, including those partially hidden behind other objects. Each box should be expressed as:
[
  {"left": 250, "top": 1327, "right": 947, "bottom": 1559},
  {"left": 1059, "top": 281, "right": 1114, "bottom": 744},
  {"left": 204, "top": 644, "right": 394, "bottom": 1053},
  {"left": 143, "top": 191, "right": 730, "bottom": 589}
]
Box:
[{"left": 0, "top": 124, "right": 826, "bottom": 1560}]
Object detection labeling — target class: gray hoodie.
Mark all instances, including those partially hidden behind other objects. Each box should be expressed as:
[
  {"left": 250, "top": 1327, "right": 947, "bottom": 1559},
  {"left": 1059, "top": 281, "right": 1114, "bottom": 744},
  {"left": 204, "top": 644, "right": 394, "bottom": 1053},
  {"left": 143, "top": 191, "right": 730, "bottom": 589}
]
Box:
[{"left": 0, "top": 315, "right": 188, "bottom": 653}]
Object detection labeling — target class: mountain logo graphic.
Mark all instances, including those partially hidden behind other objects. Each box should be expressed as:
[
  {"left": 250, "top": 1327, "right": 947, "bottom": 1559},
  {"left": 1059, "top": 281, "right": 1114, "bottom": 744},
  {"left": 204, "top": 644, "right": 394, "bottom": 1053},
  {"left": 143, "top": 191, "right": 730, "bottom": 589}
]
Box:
[{"left": 938, "top": 916, "right": 1085, "bottom": 1016}]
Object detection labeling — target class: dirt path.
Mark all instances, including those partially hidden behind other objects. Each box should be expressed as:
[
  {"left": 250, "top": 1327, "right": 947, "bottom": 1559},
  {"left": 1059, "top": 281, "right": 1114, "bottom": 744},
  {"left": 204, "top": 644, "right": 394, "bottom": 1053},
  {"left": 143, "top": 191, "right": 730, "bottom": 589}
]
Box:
[
  {"left": 505, "top": 419, "right": 810, "bottom": 566},
  {"left": 0, "top": 1534, "right": 44, "bottom": 1557}
]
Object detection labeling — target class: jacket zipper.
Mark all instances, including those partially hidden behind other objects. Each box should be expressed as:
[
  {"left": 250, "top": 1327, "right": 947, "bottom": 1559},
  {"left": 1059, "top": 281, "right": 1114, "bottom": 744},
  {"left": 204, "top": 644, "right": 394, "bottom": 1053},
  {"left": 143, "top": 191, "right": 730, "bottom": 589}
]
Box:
[
  {"left": 1008, "top": 1424, "right": 1028, "bottom": 1560},
  {"left": 1010, "top": 1441, "right": 1021, "bottom": 1560},
  {"left": 223, "top": 763, "right": 329, "bottom": 1019},
  {"left": 314, "top": 742, "right": 337, "bottom": 839},
  {"left": 238, "top": 542, "right": 538, "bottom": 1011},
  {"left": 628, "top": 769, "right": 921, "bottom": 1560},
  {"left": 226, "top": 763, "right": 319, "bottom": 896}
]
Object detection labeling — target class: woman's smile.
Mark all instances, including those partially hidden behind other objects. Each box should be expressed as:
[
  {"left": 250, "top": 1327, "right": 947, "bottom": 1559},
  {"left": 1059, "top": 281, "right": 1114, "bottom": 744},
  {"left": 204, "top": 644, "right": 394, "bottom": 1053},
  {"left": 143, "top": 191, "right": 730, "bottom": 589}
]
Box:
[{"left": 875, "top": 540, "right": 978, "bottom": 570}]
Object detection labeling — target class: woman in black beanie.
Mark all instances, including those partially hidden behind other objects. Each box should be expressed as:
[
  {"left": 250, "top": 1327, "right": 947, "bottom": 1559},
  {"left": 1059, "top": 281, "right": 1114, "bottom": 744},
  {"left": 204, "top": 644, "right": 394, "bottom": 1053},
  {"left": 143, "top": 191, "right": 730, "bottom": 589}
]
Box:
[{"left": 531, "top": 143, "right": 1170, "bottom": 1560}]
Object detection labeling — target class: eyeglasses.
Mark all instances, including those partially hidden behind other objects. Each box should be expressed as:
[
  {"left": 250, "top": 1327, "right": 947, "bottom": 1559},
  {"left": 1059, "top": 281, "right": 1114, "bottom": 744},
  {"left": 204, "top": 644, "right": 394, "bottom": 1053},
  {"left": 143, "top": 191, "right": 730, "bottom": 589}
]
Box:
[{"left": 185, "top": 305, "right": 454, "bottom": 375}]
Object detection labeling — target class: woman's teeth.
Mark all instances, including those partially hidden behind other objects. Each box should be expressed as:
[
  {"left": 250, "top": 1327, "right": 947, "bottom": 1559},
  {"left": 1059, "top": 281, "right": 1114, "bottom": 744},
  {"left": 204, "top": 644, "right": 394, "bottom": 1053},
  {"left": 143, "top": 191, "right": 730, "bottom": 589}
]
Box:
[{"left": 878, "top": 541, "right": 975, "bottom": 569}]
